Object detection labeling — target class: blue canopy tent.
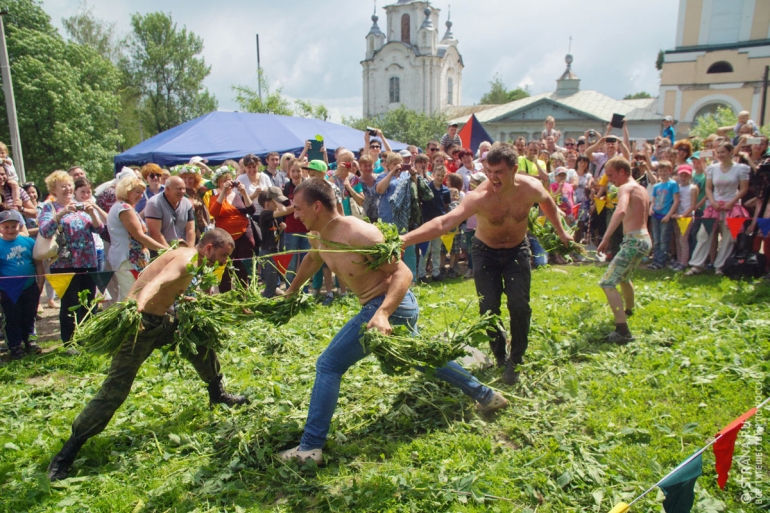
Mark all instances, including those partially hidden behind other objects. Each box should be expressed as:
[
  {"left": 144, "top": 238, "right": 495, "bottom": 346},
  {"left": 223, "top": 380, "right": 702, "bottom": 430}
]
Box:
[{"left": 113, "top": 111, "right": 407, "bottom": 172}]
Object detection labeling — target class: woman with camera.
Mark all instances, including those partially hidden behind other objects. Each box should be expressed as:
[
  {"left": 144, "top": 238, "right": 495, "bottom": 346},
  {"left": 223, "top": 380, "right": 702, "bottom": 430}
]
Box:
[
  {"left": 39, "top": 171, "right": 106, "bottom": 345},
  {"left": 209, "top": 165, "right": 256, "bottom": 292}
]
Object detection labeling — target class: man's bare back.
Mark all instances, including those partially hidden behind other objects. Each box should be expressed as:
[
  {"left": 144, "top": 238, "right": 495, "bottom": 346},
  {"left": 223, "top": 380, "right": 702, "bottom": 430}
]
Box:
[
  {"left": 128, "top": 248, "right": 198, "bottom": 316},
  {"left": 616, "top": 181, "right": 649, "bottom": 234},
  {"left": 311, "top": 216, "right": 400, "bottom": 305}
]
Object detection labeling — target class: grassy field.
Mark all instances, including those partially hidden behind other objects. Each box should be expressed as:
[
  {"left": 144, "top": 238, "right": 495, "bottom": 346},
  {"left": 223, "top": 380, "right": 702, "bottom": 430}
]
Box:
[{"left": 0, "top": 265, "right": 768, "bottom": 512}]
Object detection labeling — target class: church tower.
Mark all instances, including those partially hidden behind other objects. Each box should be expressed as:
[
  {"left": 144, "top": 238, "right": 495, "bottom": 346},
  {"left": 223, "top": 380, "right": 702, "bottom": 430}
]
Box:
[{"left": 361, "top": 1, "right": 464, "bottom": 118}]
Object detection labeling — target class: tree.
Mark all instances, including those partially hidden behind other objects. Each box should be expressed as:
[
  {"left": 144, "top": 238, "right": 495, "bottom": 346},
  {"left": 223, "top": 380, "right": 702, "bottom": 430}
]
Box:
[
  {"left": 342, "top": 106, "right": 447, "bottom": 147},
  {"left": 479, "top": 73, "right": 529, "bottom": 105},
  {"left": 123, "top": 12, "right": 217, "bottom": 136},
  {"left": 62, "top": 1, "right": 124, "bottom": 63},
  {"left": 688, "top": 105, "right": 769, "bottom": 145},
  {"left": 233, "top": 72, "right": 328, "bottom": 120},
  {"left": 655, "top": 49, "right": 665, "bottom": 71},
  {"left": 0, "top": 0, "right": 122, "bottom": 186},
  {"left": 623, "top": 92, "right": 652, "bottom": 100}
]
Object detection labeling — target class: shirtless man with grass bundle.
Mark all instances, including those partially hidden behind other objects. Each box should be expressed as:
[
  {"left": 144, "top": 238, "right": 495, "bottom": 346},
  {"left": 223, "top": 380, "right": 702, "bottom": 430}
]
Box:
[{"left": 279, "top": 178, "right": 508, "bottom": 465}]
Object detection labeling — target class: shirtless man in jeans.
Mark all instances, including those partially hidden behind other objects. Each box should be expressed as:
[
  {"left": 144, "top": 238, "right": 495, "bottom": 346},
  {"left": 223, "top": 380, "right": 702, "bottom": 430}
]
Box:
[
  {"left": 279, "top": 178, "right": 508, "bottom": 465},
  {"left": 597, "top": 156, "right": 651, "bottom": 344},
  {"left": 402, "top": 143, "right": 572, "bottom": 385},
  {"left": 48, "top": 229, "right": 248, "bottom": 481}
]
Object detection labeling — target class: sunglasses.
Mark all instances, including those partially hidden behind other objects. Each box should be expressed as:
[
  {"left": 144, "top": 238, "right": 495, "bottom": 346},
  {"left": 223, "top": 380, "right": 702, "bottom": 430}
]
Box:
[
  {"left": 427, "top": 147, "right": 438, "bottom": 152},
  {"left": 370, "top": 145, "right": 381, "bottom": 150},
  {"left": 565, "top": 143, "right": 576, "bottom": 147},
  {"left": 22, "top": 182, "right": 36, "bottom": 188},
  {"left": 148, "top": 173, "right": 161, "bottom": 179}
]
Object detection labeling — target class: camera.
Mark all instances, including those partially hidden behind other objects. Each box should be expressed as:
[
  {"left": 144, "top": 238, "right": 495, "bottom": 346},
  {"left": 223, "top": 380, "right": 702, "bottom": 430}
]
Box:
[
  {"left": 588, "top": 130, "right": 597, "bottom": 136},
  {"left": 367, "top": 126, "right": 378, "bottom": 137},
  {"left": 74, "top": 203, "right": 85, "bottom": 211}
]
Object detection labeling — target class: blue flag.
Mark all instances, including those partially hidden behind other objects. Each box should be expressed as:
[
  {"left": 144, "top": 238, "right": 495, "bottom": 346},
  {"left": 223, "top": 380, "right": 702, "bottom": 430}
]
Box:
[
  {"left": 0, "top": 277, "right": 31, "bottom": 304},
  {"left": 659, "top": 452, "right": 702, "bottom": 513}
]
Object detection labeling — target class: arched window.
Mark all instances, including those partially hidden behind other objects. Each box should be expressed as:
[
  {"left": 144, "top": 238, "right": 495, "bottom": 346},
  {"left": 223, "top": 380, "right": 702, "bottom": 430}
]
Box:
[
  {"left": 707, "top": 61, "right": 733, "bottom": 74},
  {"left": 401, "top": 14, "right": 410, "bottom": 44},
  {"left": 389, "top": 77, "right": 400, "bottom": 103},
  {"left": 447, "top": 77, "right": 454, "bottom": 105}
]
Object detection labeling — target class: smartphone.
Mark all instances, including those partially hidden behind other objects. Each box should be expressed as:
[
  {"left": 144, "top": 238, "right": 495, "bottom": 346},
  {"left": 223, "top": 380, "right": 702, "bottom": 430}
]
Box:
[
  {"left": 610, "top": 113, "right": 625, "bottom": 129},
  {"left": 308, "top": 139, "right": 324, "bottom": 161},
  {"left": 366, "top": 126, "right": 378, "bottom": 137},
  {"left": 700, "top": 150, "right": 713, "bottom": 158},
  {"left": 635, "top": 139, "right": 646, "bottom": 151},
  {"left": 75, "top": 203, "right": 85, "bottom": 211},
  {"left": 747, "top": 137, "right": 762, "bottom": 145}
]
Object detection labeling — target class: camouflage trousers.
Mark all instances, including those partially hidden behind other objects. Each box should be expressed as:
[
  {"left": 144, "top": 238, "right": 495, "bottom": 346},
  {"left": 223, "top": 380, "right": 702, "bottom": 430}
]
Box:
[{"left": 71, "top": 312, "right": 221, "bottom": 441}]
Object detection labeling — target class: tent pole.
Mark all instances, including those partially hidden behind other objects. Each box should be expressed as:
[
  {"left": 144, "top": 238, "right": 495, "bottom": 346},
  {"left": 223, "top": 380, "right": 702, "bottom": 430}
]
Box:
[{"left": 256, "top": 34, "right": 262, "bottom": 102}]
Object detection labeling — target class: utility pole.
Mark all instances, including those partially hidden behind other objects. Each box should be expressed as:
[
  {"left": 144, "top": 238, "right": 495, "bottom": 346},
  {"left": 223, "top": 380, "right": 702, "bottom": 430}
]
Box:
[
  {"left": 760, "top": 65, "right": 769, "bottom": 127},
  {"left": 0, "top": 11, "right": 25, "bottom": 182},
  {"left": 256, "top": 34, "right": 262, "bottom": 101}
]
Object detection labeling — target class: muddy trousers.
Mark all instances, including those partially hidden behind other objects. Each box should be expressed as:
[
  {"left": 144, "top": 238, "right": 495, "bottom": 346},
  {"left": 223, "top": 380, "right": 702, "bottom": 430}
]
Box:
[{"left": 71, "top": 313, "right": 221, "bottom": 441}]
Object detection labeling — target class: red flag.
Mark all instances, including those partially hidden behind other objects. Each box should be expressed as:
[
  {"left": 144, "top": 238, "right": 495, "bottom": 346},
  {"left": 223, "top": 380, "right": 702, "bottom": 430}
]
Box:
[
  {"left": 572, "top": 204, "right": 580, "bottom": 218},
  {"left": 725, "top": 217, "right": 747, "bottom": 240},
  {"left": 272, "top": 254, "right": 294, "bottom": 276},
  {"left": 713, "top": 408, "right": 757, "bottom": 489},
  {"left": 130, "top": 269, "right": 140, "bottom": 280}
]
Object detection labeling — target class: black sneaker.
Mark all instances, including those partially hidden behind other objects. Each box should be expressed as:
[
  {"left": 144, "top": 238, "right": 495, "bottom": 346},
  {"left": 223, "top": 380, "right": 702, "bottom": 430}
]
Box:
[
  {"left": 321, "top": 294, "right": 335, "bottom": 307},
  {"left": 502, "top": 360, "right": 520, "bottom": 385},
  {"left": 417, "top": 276, "right": 431, "bottom": 284},
  {"left": 48, "top": 437, "right": 86, "bottom": 481},
  {"left": 9, "top": 345, "right": 24, "bottom": 360},
  {"left": 447, "top": 268, "right": 457, "bottom": 279},
  {"left": 431, "top": 274, "right": 443, "bottom": 282},
  {"left": 25, "top": 341, "right": 42, "bottom": 354}
]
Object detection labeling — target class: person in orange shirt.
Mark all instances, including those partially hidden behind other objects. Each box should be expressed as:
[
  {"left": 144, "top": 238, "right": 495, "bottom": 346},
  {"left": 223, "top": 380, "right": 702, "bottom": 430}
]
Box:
[{"left": 209, "top": 165, "right": 257, "bottom": 292}]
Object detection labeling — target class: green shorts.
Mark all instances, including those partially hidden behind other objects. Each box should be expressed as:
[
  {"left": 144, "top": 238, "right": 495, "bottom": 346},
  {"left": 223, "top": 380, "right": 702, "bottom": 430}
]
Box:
[{"left": 599, "top": 230, "right": 652, "bottom": 288}]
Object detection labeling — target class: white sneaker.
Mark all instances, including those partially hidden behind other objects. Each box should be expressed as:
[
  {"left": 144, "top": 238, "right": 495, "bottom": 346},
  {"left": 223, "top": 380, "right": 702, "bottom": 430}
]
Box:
[
  {"left": 475, "top": 391, "right": 509, "bottom": 414},
  {"left": 278, "top": 446, "right": 323, "bottom": 464}
]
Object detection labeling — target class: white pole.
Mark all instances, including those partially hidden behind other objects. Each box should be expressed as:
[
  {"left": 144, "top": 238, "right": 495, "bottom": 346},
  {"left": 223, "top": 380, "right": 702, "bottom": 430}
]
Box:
[{"left": 0, "top": 12, "right": 25, "bottom": 183}]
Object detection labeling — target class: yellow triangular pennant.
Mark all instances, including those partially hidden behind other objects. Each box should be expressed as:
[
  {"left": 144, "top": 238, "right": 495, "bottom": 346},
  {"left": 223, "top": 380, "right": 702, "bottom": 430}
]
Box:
[
  {"left": 676, "top": 216, "right": 692, "bottom": 234},
  {"left": 213, "top": 265, "right": 226, "bottom": 283},
  {"left": 441, "top": 233, "right": 455, "bottom": 253},
  {"left": 536, "top": 216, "right": 546, "bottom": 227},
  {"left": 46, "top": 273, "right": 75, "bottom": 299},
  {"left": 595, "top": 198, "right": 606, "bottom": 215}
]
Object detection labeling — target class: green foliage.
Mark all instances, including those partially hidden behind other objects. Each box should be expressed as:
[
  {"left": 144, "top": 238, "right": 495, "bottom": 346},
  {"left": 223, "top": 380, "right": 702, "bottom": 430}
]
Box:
[
  {"left": 623, "top": 92, "right": 652, "bottom": 100},
  {"left": 1, "top": 267, "right": 768, "bottom": 511},
  {"left": 123, "top": 12, "right": 217, "bottom": 137},
  {"left": 62, "top": 1, "right": 124, "bottom": 63},
  {"left": 479, "top": 73, "right": 530, "bottom": 105},
  {"left": 656, "top": 49, "right": 665, "bottom": 71},
  {"left": 690, "top": 106, "right": 738, "bottom": 140},
  {"left": 343, "top": 105, "right": 447, "bottom": 147},
  {"left": 233, "top": 71, "right": 328, "bottom": 120},
  {"left": 0, "top": 0, "right": 122, "bottom": 186}
]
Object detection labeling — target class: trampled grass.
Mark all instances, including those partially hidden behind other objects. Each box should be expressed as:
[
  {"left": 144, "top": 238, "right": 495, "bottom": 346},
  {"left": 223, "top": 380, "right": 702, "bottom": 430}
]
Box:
[{"left": 0, "top": 266, "right": 768, "bottom": 512}]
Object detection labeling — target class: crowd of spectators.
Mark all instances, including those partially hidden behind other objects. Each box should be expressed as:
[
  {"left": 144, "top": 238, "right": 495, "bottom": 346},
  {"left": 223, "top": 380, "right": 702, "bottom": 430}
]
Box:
[{"left": 0, "top": 110, "right": 768, "bottom": 359}]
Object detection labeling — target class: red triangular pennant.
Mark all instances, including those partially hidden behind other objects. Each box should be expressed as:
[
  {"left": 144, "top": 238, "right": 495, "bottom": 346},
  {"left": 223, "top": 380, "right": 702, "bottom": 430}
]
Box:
[
  {"left": 725, "top": 217, "right": 748, "bottom": 240},
  {"left": 713, "top": 408, "right": 757, "bottom": 489},
  {"left": 572, "top": 204, "right": 580, "bottom": 218},
  {"left": 272, "top": 254, "right": 294, "bottom": 276},
  {"left": 757, "top": 218, "right": 770, "bottom": 238},
  {"left": 130, "top": 269, "right": 140, "bottom": 279}
]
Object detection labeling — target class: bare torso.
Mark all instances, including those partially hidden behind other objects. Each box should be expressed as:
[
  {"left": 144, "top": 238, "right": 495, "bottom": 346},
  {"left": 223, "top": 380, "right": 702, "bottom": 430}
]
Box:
[
  {"left": 128, "top": 248, "right": 198, "bottom": 316},
  {"left": 473, "top": 174, "right": 545, "bottom": 248},
  {"left": 618, "top": 181, "right": 650, "bottom": 234},
  {"left": 313, "top": 216, "right": 396, "bottom": 304}
]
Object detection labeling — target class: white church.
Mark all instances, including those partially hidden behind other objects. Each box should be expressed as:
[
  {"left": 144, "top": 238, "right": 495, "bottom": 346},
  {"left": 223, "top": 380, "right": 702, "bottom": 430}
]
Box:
[{"left": 361, "top": 0, "right": 463, "bottom": 118}]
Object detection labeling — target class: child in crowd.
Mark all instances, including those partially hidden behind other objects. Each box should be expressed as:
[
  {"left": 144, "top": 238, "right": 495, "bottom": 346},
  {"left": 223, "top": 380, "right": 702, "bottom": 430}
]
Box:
[
  {"left": 549, "top": 167, "right": 575, "bottom": 223},
  {"left": 541, "top": 116, "right": 561, "bottom": 144},
  {"left": 446, "top": 187, "right": 463, "bottom": 278},
  {"left": 0, "top": 210, "right": 45, "bottom": 360},
  {"left": 74, "top": 178, "right": 108, "bottom": 272},
  {"left": 0, "top": 142, "right": 21, "bottom": 207},
  {"left": 648, "top": 161, "right": 680, "bottom": 270},
  {"left": 672, "top": 165, "right": 698, "bottom": 271},
  {"left": 258, "top": 186, "right": 290, "bottom": 298}
]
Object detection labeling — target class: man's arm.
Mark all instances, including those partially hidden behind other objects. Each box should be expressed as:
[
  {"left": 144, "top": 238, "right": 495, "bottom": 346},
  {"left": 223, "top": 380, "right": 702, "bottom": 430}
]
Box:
[
  {"left": 598, "top": 186, "right": 630, "bottom": 254},
  {"left": 536, "top": 186, "right": 572, "bottom": 246},
  {"left": 402, "top": 195, "right": 477, "bottom": 247},
  {"left": 285, "top": 242, "right": 324, "bottom": 295},
  {"left": 585, "top": 137, "right": 605, "bottom": 162},
  {"left": 367, "top": 261, "right": 412, "bottom": 335},
  {"left": 145, "top": 218, "right": 169, "bottom": 247},
  {"left": 377, "top": 129, "right": 392, "bottom": 153},
  {"left": 185, "top": 220, "right": 196, "bottom": 248},
  {"left": 375, "top": 168, "right": 398, "bottom": 195}
]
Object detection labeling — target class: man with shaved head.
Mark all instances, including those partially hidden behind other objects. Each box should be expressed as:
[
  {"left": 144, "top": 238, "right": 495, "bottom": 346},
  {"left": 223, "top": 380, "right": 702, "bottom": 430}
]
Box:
[{"left": 145, "top": 175, "right": 196, "bottom": 248}]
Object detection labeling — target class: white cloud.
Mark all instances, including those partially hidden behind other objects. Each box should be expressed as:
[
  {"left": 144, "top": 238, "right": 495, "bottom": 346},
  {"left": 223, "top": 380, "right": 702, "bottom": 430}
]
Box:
[{"left": 43, "top": 0, "right": 678, "bottom": 117}]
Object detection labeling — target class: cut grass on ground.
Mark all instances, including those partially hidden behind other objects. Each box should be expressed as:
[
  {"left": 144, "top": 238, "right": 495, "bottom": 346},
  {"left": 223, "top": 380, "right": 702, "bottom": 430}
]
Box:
[{"left": 0, "top": 265, "right": 768, "bottom": 512}]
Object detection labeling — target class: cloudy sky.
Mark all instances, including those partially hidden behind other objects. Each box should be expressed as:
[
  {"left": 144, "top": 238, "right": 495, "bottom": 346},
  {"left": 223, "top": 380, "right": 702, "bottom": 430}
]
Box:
[{"left": 41, "top": 0, "right": 679, "bottom": 122}]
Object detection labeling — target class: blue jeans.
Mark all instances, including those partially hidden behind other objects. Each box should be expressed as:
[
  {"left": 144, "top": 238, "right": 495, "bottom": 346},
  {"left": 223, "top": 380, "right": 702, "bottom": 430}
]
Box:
[
  {"left": 298, "top": 290, "right": 494, "bottom": 450},
  {"left": 650, "top": 215, "right": 673, "bottom": 266},
  {"left": 284, "top": 232, "right": 310, "bottom": 284},
  {"left": 527, "top": 235, "right": 548, "bottom": 268}
]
